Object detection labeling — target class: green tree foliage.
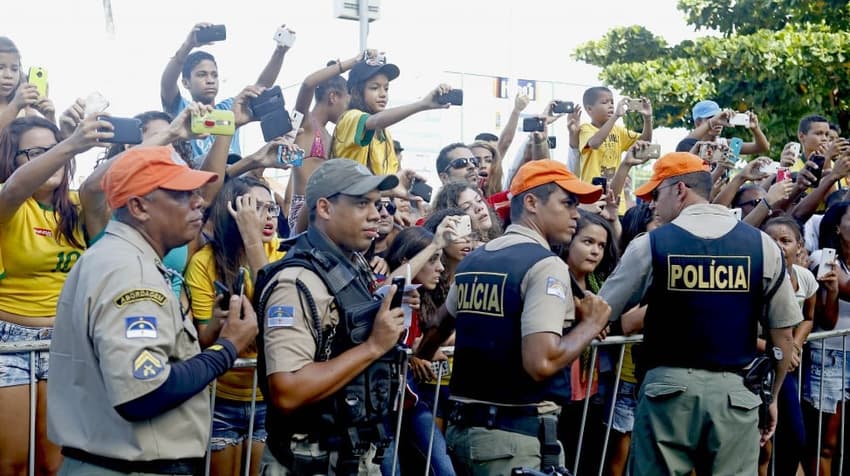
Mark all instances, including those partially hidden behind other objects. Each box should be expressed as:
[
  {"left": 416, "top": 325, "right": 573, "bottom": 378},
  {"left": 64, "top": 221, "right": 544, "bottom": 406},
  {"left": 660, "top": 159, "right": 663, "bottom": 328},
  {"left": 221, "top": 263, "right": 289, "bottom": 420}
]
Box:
[{"left": 573, "top": 1, "right": 850, "bottom": 154}]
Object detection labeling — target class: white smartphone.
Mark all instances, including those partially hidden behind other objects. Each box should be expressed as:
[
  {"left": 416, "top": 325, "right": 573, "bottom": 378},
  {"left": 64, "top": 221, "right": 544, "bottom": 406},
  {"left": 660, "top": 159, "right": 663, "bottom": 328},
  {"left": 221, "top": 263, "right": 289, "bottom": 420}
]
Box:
[
  {"left": 84, "top": 92, "right": 109, "bottom": 117},
  {"left": 290, "top": 110, "right": 304, "bottom": 134},
  {"left": 788, "top": 142, "right": 802, "bottom": 159},
  {"left": 818, "top": 248, "right": 836, "bottom": 279},
  {"left": 457, "top": 215, "right": 472, "bottom": 238},
  {"left": 729, "top": 113, "right": 750, "bottom": 127},
  {"left": 273, "top": 27, "right": 296, "bottom": 48},
  {"left": 731, "top": 208, "right": 742, "bottom": 221},
  {"left": 761, "top": 161, "right": 779, "bottom": 175}
]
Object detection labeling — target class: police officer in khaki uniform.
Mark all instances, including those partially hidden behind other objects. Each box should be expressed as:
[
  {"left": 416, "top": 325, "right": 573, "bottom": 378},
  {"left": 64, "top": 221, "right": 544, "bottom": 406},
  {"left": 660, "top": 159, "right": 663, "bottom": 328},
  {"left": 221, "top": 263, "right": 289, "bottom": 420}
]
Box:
[
  {"left": 256, "top": 159, "right": 406, "bottom": 475},
  {"left": 48, "top": 146, "right": 258, "bottom": 475},
  {"left": 419, "top": 160, "right": 612, "bottom": 475},
  {"left": 598, "top": 152, "right": 800, "bottom": 475}
]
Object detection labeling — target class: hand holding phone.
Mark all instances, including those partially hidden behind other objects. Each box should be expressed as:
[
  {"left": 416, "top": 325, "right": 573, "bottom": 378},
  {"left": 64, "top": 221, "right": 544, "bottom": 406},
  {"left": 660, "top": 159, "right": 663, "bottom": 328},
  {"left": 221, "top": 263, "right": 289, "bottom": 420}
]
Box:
[
  {"left": 191, "top": 110, "right": 235, "bottom": 136},
  {"left": 27, "top": 67, "right": 48, "bottom": 98},
  {"left": 456, "top": 215, "right": 472, "bottom": 238},
  {"left": 195, "top": 25, "right": 226, "bottom": 44},
  {"left": 215, "top": 281, "right": 232, "bottom": 311},
  {"left": 591, "top": 177, "right": 608, "bottom": 191},
  {"left": 97, "top": 116, "right": 142, "bottom": 145},
  {"left": 552, "top": 101, "right": 575, "bottom": 114},
  {"left": 273, "top": 26, "right": 296, "bottom": 48},
  {"left": 522, "top": 117, "right": 545, "bottom": 132},
  {"left": 818, "top": 248, "right": 836, "bottom": 279},
  {"left": 409, "top": 178, "right": 433, "bottom": 203},
  {"left": 436, "top": 89, "right": 463, "bottom": 106},
  {"left": 390, "top": 277, "right": 406, "bottom": 309},
  {"left": 729, "top": 113, "right": 751, "bottom": 127},
  {"left": 635, "top": 144, "right": 661, "bottom": 160}
]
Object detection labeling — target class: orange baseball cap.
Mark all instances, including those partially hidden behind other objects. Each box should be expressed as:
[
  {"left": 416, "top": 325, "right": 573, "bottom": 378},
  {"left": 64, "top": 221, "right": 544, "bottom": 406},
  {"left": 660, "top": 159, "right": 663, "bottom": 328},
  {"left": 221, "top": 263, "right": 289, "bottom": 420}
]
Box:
[
  {"left": 509, "top": 159, "right": 603, "bottom": 204},
  {"left": 102, "top": 146, "right": 218, "bottom": 209},
  {"left": 634, "top": 152, "right": 710, "bottom": 201}
]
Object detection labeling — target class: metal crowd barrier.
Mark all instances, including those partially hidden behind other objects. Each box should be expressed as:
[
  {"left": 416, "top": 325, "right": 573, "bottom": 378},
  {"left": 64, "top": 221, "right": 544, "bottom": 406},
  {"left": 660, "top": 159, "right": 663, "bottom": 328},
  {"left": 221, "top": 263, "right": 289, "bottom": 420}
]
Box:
[{"left": 4, "top": 329, "right": 850, "bottom": 476}]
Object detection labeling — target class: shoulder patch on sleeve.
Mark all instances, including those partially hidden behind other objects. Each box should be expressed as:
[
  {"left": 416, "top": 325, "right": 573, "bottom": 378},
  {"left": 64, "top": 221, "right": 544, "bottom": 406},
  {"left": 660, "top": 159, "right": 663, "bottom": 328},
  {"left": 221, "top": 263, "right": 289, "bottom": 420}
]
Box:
[
  {"left": 115, "top": 289, "right": 167, "bottom": 307},
  {"left": 546, "top": 277, "right": 567, "bottom": 302},
  {"left": 132, "top": 350, "right": 164, "bottom": 380},
  {"left": 125, "top": 316, "right": 158, "bottom": 339},
  {"left": 267, "top": 305, "right": 295, "bottom": 328}
]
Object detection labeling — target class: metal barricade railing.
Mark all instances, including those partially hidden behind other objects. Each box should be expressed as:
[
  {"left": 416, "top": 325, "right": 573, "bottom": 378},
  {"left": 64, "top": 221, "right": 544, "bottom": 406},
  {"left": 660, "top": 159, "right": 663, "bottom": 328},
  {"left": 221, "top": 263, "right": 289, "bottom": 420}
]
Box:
[{"left": 6, "top": 328, "right": 850, "bottom": 476}]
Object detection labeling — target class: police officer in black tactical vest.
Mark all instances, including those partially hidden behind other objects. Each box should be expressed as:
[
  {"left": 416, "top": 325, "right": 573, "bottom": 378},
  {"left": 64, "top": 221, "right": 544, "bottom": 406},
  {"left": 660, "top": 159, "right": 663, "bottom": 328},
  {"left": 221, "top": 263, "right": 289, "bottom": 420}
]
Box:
[
  {"left": 599, "top": 152, "right": 801, "bottom": 475},
  {"left": 254, "top": 159, "right": 407, "bottom": 475}
]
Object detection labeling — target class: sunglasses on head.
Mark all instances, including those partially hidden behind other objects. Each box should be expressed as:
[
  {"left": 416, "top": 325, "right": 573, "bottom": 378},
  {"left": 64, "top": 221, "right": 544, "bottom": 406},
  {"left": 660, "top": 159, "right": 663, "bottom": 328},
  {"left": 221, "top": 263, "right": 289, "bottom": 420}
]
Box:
[
  {"left": 442, "top": 157, "right": 479, "bottom": 173},
  {"left": 378, "top": 200, "right": 396, "bottom": 215}
]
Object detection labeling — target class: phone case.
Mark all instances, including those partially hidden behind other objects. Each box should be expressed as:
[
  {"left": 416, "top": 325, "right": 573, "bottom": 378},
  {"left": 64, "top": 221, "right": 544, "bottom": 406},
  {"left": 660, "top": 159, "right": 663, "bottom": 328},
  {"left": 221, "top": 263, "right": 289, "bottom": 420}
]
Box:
[
  {"left": 818, "top": 248, "right": 836, "bottom": 279},
  {"left": 522, "top": 117, "right": 545, "bottom": 132},
  {"left": 97, "top": 116, "right": 142, "bottom": 145},
  {"left": 191, "top": 110, "right": 235, "bottom": 136},
  {"left": 27, "top": 67, "right": 48, "bottom": 97},
  {"left": 636, "top": 144, "right": 661, "bottom": 160},
  {"left": 196, "top": 25, "right": 226, "bottom": 43},
  {"left": 436, "top": 89, "right": 463, "bottom": 106},
  {"left": 730, "top": 113, "right": 750, "bottom": 127},
  {"left": 552, "top": 101, "right": 575, "bottom": 114},
  {"left": 410, "top": 180, "right": 433, "bottom": 203},
  {"left": 777, "top": 167, "right": 790, "bottom": 182},
  {"left": 277, "top": 145, "right": 304, "bottom": 166},
  {"left": 457, "top": 215, "right": 472, "bottom": 238},
  {"left": 729, "top": 138, "right": 744, "bottom": 159},
  {"left": 273, "top": 28, "right": 296, "bottom": 48},
  {"left": 260, "top": 109, "right": 293, "bottom": 142},
  {"left": 250, "top": 86, "right": 284, "bottom": 118},
  {"left": 390, "top": 277, "right": 406, "bottom": 309},
  {"left": 789, "top": 142, "right": 801, "bottom": 158},
  {"left": 627, "top": 99, "right": 643, "bottom": 111},
  {"left": 591, "top": 177, "right": 607, "bottom": 190},
  {"left": 290, "top": 110, "right": 304, "bottom": 133}
]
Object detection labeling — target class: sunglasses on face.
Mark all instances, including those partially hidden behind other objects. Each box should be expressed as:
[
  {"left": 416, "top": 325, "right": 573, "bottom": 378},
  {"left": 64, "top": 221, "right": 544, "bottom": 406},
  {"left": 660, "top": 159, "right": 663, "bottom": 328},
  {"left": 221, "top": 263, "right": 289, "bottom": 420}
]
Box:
[
  {"left": 736, "top": 199, "right": 761, "bottom": 209},
  {"left": 378, "top": 200, "right": 396, "bottom": 215},
  {"left": 442, "top": 157, "right": 479, "bottom": 173}
]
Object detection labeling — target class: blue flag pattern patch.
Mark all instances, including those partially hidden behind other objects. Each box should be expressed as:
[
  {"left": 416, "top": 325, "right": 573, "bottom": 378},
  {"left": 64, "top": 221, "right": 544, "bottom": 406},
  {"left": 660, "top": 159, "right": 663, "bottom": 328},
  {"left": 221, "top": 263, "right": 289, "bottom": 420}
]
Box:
[
  {"left": 125, "top": 316, "right": 158, "bottom": 339},
  {"left": 267, "top": 305, "right": 295, "bottom": 328}
]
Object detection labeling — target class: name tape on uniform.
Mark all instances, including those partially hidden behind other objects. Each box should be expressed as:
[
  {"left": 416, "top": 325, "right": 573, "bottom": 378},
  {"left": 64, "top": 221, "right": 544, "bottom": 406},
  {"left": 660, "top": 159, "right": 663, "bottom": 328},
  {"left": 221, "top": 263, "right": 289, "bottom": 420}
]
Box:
[
  {"left": 267, "top": 305, "right": 295, "bottom": 328},
  {"left": 667, "top": 255, "right": 750, "bottom": 292},
  {"left": 455, "top": 272, "right": 506, "bottom": 317},
  {"left": 114, "top": 288, "right": 167, "bottom": 307},
  {"left": 132, "top": 349, "right": 164, "bottom": 380},
  {"left": 125, "top": 316, "right": 158, "bottom": 339}
]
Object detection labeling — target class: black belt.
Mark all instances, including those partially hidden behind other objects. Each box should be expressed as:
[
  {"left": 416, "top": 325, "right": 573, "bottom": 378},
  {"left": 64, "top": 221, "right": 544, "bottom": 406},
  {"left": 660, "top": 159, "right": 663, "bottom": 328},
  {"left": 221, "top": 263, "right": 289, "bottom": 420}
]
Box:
[
  {"left": 449, "top": 401, "right": 543, "bottom": 438},
  {"left": 62, "top": 447, "right": 202, "bottom": 475}
]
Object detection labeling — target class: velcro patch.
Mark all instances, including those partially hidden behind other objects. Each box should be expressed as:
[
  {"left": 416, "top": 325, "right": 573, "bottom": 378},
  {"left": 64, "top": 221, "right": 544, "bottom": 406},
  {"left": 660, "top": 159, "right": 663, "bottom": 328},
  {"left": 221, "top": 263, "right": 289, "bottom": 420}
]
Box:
[
  {"left": 125, "top": 316, "right": 157, "bottom": 339},
  {"left": 114, "top": 289, "right": 167, "bottom": 307},
  {"left": 546, "top": 277, "right": 567, "bottom": 302},
  {"left": 267, "top": 305, "right": 295, "bottom": 328},
  {"left": 132, "top": 350, "right": 164, "bottom": 380}
]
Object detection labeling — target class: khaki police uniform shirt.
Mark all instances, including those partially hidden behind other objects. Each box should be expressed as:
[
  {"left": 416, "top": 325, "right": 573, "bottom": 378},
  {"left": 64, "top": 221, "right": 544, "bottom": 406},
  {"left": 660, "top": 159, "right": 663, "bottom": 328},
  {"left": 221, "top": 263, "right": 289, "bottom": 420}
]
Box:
[
  {"left": 47, "top": 220, "right": 210, "bottom": 461},
  {"left": 263, "top": 266, "right": 339, "bottom": 375},
  {"left": 445, "top": 224, "right": 574, "bottom": 410},
  {"left": 599, "top": 203, "right": 802, "bottom": 330}
]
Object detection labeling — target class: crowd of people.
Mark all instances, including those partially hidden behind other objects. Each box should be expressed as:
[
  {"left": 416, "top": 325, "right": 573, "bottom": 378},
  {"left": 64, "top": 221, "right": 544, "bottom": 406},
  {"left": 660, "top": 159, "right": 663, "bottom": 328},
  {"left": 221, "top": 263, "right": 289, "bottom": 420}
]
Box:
[{"left": 0, "top": 18, "right": 849, "bottom": 476}]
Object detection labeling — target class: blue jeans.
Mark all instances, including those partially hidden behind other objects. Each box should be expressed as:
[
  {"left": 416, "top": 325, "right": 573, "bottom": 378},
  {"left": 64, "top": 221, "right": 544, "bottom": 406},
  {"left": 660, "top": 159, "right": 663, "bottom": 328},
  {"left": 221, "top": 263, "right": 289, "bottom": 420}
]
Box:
[
  {"left": 210, "top": 398, "right": 268, "bottom": 451},
  {"left": 0, "top": 321, "right": 51, "bottom": 387}
]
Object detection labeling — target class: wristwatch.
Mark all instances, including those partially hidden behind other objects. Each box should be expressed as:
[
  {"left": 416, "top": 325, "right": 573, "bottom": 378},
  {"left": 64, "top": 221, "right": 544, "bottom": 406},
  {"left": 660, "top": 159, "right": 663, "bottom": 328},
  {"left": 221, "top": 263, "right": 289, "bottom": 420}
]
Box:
[{"left": 770, "top": 346, "right": 783, "bottom": 361}]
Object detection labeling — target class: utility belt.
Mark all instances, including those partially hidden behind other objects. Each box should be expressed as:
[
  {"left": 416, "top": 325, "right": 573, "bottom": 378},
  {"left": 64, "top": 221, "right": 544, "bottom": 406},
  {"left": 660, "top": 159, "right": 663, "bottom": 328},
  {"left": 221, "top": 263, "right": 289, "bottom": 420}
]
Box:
[
  {"left": 449, "top": 401, "right": 566, "bottom": 473},
  {"left": 267, "top": 424, "right": 391, "bottom": 476},
  {"left": 62, "top": 447, "right": 201, "bottom": 475}
]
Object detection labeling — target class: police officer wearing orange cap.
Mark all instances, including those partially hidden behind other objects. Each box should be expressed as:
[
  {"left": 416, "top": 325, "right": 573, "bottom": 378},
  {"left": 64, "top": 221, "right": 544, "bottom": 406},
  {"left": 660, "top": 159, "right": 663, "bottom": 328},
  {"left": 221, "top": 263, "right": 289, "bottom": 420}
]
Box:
[
  {"left": 599, "top": 152, "right": 800, "bottom": 475},
  {"left": 419, "top": 159, "right": 612, "bottom": 474},
  {"left": 48, "top": 146, "right": 259, "bottom": 475}
]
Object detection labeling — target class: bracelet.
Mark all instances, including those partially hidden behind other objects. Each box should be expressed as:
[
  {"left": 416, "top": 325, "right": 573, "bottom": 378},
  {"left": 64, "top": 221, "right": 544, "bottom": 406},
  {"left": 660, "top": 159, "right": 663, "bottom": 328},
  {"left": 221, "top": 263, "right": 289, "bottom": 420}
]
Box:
[
  {"left": 761, "top": 197, "right": 773, "bottom": 209},
  {"left": 337, "top": 59, "right": 343, "bottom": 74}
]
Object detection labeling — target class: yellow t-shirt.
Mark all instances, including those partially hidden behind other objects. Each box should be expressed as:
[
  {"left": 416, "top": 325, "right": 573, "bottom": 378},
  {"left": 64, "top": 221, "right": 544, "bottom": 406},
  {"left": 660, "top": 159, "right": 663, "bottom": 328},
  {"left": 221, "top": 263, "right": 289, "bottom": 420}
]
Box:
[
  {"left": 619, "top": 344, "right": 637, "bottom": 384},
  {"left": 0, "top": 190, "right": 85, "bottom": 317},
  {"left": 578, "top": 123, "right": 640, "bottom": 182},
  {"left": 331, "top": 109, "right": 399, "bottom": 175},
  {"left": 185, "top": 238, "right": 286, "bottom": 401}
]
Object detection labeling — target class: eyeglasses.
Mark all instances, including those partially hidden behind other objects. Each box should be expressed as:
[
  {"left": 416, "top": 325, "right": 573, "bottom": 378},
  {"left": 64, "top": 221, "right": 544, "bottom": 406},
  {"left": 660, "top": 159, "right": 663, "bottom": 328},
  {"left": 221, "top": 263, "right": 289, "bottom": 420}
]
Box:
[
  {"left": 378, "top": 200, "right": 396, "bottom": 215},
  {"left": 15, "top": 145, "right": 55, "bottom": 161},
  {"left": 257, "top": 203, "right": 281, "bottom": 217},
  {"left": 442, "top": 157, "right": 479, "bottom": 173},
  {"left": 650, "top": 182, "right": 683, "bottom": 201},
  {"left": 736, "top": 199, "right": 761, "bottom": 209}
]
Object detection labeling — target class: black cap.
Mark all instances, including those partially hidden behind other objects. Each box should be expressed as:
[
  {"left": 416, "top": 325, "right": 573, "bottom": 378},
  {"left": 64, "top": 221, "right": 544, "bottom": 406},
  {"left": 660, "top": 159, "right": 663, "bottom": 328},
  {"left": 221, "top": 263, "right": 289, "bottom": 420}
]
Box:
[
  {"left": 348, "top": 60, "right": 400, "bottom": 91},
  {"left": 393, "top": 140, "right": 403, "bottom": 153}
]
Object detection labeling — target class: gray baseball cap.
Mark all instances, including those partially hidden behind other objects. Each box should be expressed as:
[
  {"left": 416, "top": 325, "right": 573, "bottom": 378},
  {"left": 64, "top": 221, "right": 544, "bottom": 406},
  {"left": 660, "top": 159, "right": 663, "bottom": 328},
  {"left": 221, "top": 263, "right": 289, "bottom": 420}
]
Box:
[{"left": 305, "top": 159, "right": 399, "bottom": 210}]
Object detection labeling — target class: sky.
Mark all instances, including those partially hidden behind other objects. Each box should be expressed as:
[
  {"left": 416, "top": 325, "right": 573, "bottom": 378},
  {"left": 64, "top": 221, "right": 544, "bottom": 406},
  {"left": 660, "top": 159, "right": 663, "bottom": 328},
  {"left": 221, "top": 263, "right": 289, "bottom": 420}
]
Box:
[{"left": 1, "top": 0, "right": 706, "bottom": 186}]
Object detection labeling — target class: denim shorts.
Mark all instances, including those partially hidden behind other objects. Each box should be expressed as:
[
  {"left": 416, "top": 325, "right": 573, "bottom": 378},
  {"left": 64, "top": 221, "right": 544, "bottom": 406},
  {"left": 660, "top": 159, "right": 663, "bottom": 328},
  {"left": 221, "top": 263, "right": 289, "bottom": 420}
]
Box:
[
  {"left": 0, "top": 321, "right": 52, "bottom": 388},
  {"left": 210, "top": 398, "right": 268, "bottom": 451},
  {"left": 803, "top": 347, "right": 850, "bottom": 413},
  {"left": 608, "top": 380, "right": 638, "bottom": 433}
]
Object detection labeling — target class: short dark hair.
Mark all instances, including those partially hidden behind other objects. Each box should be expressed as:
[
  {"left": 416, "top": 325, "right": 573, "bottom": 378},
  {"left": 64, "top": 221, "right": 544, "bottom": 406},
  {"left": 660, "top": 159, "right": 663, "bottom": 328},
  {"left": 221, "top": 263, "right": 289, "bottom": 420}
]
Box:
[
  {"left": 763, "top": 215, "right": 803, "bottom": 243},
  {"left": 435, "top": 143, "right": 469, "bottom": 173},
  {"left": 182, "top": 51, "right": 217, "bottom": 80},
  {"left": 582, "top": 86, "right": 611, "bottom": 107},
  {"left": 660, "top": 171, "right": 712, "bottom": 200},
  {"left": 830, "top": 122, "right": 842, "bottom": 135},
  {"left": 423, "top": 207, "right": 465, "bottom": 233},
  {"left": 798, "top": 114, "right": 829, "bottom": 135},
  {"left": 510, "top": 182, "right": 560, "bottom": 223},
  {"left": 316, "top": 61, "right": 347, "bottom": 102},
  {"left": 474, "top": 132, "right": 498, "bottom": 142},
  {"left": 731, "top": 183, "right": 762, "bottom": 208},
  {"left": 676, "top": 138, "right": 698, "bottom": 152}
]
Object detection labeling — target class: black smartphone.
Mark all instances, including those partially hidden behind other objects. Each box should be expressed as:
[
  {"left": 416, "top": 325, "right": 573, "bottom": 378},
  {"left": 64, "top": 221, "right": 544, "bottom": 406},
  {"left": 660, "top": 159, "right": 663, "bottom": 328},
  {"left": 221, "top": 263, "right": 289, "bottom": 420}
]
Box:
[
  {"left": 591, "top": 176, "right": 607, "bottom": 191},
  {"left": 436, "top": 89, "right": 463, "bottom": 106},
  {"left": 214, "top": 280, "right": 231, "bottom": 311},
  {"left": 97, "top": 116, "right": 142, "bottom": 145},
  {"left": 548, "top": 136, "right": 557, "bottom": 149},
  {"left": 195, "top": 25, "right": 227, "bottom": 44},
  {"left": 390, "top": 277, "right": 406, "bottom": 309},
  {"left": 522, "top": 117, "right": 545, "bottom": 132},
  {"left": 250, "top": 85, "right": 284, "bottom": 118},
  {"left": 409, "top": 178, "right": 433, "bottom": 203},
  {"left": 808, "top": 154, "right": 826, "bottom": 187},
  {"left": 260, "top": 109, "right": 293, "bottom": 142},
  {"left": 552, "top": 100, "right": 575, "bottom": 114}
]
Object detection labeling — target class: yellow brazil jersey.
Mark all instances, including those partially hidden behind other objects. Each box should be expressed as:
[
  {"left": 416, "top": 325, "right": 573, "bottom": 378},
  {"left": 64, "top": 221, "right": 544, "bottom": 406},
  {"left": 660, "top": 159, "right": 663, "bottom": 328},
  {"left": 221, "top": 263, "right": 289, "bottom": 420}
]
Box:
[
  {"left": 184, "top": 237, "right": 286, "bottom": 401},
  {"left": 579, "top": 123, "right": 639, "bottom": 215},
  {"left": 331, "top": 109, "right": 399, "bottom": 175},
  {"left": 0, "top": 189, "right": 86, "bottom": 317}
]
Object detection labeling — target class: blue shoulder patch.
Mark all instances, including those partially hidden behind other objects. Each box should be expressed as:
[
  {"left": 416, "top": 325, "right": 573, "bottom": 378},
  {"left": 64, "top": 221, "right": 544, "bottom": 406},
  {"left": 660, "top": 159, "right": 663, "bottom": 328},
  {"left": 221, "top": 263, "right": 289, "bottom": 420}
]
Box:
[
  {"left": 267, "top": 305, "right": 295, "bottom": 328},
  {"left": 125, "top": 316, "right": 158, "bottom": 339},
  {"left": 132, "top": 350, "right": 164, "bottom": 380}
]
